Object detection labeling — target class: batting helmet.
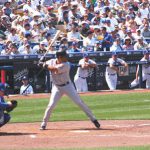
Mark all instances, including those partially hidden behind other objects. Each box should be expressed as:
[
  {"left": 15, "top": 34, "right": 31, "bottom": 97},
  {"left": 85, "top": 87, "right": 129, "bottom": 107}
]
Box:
[{"left": 56, "top": 50, "right": 68, "bottom": 58}]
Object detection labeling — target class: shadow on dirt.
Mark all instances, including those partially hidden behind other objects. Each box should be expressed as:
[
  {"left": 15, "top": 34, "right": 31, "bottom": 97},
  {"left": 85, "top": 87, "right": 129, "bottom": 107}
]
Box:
[{"left": 0, "top": 132, "right": 37, "bottom": 136}]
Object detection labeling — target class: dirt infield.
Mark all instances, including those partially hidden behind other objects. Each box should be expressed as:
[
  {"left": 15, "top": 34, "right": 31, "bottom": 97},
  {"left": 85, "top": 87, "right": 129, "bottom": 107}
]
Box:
[{"left": 0, "top": 89, "right": 150, "bottom": 150}]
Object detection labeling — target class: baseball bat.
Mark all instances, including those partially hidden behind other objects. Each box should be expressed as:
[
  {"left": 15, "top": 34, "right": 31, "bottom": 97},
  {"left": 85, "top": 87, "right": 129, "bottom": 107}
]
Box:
[
  {"left": 45, "top": 30, "right": 61, "bottom": 56},
  {"left": 39, "top": 30, "right": 61, "bottom": 62}
]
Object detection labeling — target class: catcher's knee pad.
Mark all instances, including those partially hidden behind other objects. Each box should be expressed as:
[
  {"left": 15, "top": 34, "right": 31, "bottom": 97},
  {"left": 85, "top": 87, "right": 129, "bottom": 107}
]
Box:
[{"left": 0, "top": 113, "right": 11, "bottom": 127}]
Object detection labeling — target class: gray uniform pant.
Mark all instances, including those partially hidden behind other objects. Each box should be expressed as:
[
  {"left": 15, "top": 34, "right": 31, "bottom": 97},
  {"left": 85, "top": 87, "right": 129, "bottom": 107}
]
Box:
[
  {"left": 105, "top": 73, "right": 117, "bottom": 90},
  {"left": 41, "top": 82, "right": 96, "bottom": 127},
  {"left": 130, "top": 74, "right": 150, "bottom": 89}
]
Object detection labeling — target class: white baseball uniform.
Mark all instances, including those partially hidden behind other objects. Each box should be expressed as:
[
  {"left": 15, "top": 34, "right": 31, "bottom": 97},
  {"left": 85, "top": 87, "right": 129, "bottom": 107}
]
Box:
[
  {"left": 20, "top": 84, "right": 34, "bottom": 95},
  {"left": 74, "top": 58, "right": 96, "bottom": 92},
  {"left": 41, "top": 58, "right": 97, "bottom": 128},
  {"left": 105, "top": 58, "right": 126, "bottom": 90},
  {"left": 130, "top": 56, "right": 150, "bottom": 89}
]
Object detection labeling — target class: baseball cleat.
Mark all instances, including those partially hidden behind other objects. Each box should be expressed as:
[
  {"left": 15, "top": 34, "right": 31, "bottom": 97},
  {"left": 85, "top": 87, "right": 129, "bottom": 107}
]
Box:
[
  {"left": 92, "top": 120, "right": 100, "bottom": 128},
  {"left": 40, "top": 126, "right": 46, "bottom": 130}
]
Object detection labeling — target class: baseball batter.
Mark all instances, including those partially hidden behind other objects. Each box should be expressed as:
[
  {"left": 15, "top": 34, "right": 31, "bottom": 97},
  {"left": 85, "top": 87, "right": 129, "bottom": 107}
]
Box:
[
  {"left": 130, "top": 50, "right": 150, "bottom": 89},
  {"left": 105, "top": 52, "right": 128, "bottom": 90},
  {"left": 74, "top": 53, "right": 97, "bottom": 93},
  {"left": 40, "top": 50, "right": 100, "bottom": 130}
]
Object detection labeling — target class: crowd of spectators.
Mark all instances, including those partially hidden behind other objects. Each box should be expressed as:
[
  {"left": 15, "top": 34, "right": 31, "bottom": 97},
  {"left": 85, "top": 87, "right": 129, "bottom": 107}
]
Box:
[{"left": 0, "top": 0, "right": 150, "bottom": 55}]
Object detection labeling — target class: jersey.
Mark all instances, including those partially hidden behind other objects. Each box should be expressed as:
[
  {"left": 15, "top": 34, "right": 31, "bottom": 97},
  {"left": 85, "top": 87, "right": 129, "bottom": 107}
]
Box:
[
  {"left": 106, "top": 58, "right": 125, "bottom": 74},
  {"left": 46, "top": 59, "right": 71, "bottom": 85},
  {"left": 140, "top": 56, "right": 150, "bottom": 74},
  {"left": 76, "top": 58, "right": 96, "bottom": 78},
  {"left": 20, "top": 84, "right": 34, "bottom": 95}
]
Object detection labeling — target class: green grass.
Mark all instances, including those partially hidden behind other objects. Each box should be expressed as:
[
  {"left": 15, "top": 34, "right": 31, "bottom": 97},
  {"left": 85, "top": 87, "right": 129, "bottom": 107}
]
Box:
[{"left": 9, "top": 92, "right": 150, "bottom": 123}]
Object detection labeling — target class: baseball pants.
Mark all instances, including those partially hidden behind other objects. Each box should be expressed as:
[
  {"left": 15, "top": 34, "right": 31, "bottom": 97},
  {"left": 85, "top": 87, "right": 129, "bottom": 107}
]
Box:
[
  {"left": 105, "top": 73, "right": 117, "bottom": 90},
  {"left": 41, "top": 82, "right": 96, "bottom": 127},
  {"left": 130, "top": 74, "right": 150, "bottom": 89},
  {"left": 74, "top": 75, "right": 88, "bottom": 92},
  {"left": 0, "top": 113, "right": 11, "bottom": 127}
]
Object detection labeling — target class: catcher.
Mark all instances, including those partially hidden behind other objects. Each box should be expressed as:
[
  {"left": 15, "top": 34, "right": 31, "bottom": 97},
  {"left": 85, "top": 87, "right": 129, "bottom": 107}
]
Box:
[{"left": 0, "top": 83, "right": 17, "bottom": 128}]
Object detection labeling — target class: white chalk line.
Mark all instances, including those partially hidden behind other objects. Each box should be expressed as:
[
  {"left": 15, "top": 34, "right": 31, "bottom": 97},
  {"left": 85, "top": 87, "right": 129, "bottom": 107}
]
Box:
[{"left": 104, "top": 123, "right": 150, "bottom": 128}]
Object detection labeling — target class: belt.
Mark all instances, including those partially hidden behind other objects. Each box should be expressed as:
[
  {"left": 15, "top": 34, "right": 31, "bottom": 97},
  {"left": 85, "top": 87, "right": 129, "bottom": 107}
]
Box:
[
  {"left": 108, "top": 73, "right": 116, "bottom": 76},
  {"left": 56, "top": 81, "right": 69, "bottom": 87},
  {"left": 79, "top": 76, "right": 87, "bottom": 79}
]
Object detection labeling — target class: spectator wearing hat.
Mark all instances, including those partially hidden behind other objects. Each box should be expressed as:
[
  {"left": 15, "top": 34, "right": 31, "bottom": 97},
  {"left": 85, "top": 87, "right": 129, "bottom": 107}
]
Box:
[
  {"left": 33, "top": 41, "right": 47, "bottom": 54},
  {"left": 83, "top": 30, "right": 96, "bottom": 50},
  {"left": 134, "top": 11, "right": 143, "bottom": 26},
  {"left": 93, "top": 26, "right": 102, "bottom": 41},
  {"left": 1, "top": 42, "right": 19, "bottom": 55},
  {"left": 58, "top": 9, "right": 69, "bottom": 25},
  {"left": 3, "top": 1, "right": 12, "bottom": 17},
  {"left": 7, "top": 27, "right": 20, "bottom": 44},
  {"left": 107, "top": 12, "right": 118, "bottom": 28},
  {"left": 139, "top": 2, "right": 149, "bottom": 20},
  {"left": 42, "top": 32, "right": 51, "bottom": 47},
  {"left": 18, "top": 38, "right": 30, "bottom": 53},
  {"left": 20, "top": 76, "right": 34, "bottom": 95},
  {"left": 105, "top": 52, "right": 128, "bottom": 90},
  {"left": 40, "top": 0, "right": 53, "bottom": 6},
  {"left": 22, "top": 9, "right": 30, "bottom": 19},
  {"left": 68, "top": 3, "right": 81, "bottom": 21},
  {"left": 91, "top": 10, "right": 101, "bottom": 25},
  {"left": 46, "top": 6, "right": 57, "bottom": 25},
  {"left": 83, "top": 8, "right": 94, "bottom": 22},
  {"left": 31, "top": 22, "right": 41, "bottom": 42},
  {"left": 30, "top": 12, "right": 44, "bottom": 30},
  {"left": 23, "top": 0, "right": 34, "bottom": 13},
  {"left": 94, "top": 40, "right": 102, "bottom": 51},
  {"left": 74, "top": 53, "right": 97, "bottom": 93},
  {"left": 122, "top": 37, "right": 134, "bottom": 51},
  {"left": 124, "top": 29, "right": 136, "bottom": 44},
  {"left": 80, "top": 21, "right": 90, "bottom": 37},
  {"left": 134, "top": 37, "right": 149, "bottom": 50},
  {"left": 45, "top": 22, "right": 57, "bottom": 38},
  {"left": 19, "top": 42, "right": 34, "bottom": 54},
  {"left": 67, "top": 42, "right": 81, "bottom": 53},
  {"left": 101, "top": 26, "right": 113, "bottom": 51},
  {"left": 139, "top": 18, "right": 149, "bottom": 31},
  {"left": 110, "top": 38, "right": 123, "bottom": 52},
  {"left": 0, "top": 15, "right": 10, "bottom": 32},
  {"left": 141, "top": 23, "right": 150, "bottom": 40},
  {"left": 134, "top": 29, "right": 142, "bottom": 41},
  {"left": 79, "top": 0, "right": 87, "bottom": 16},
  {"left": 57, "top": 2, "right": 69, "bottom": 22},
  {"left": 67, "top": 23, "right": 81, "bottom": 42},
  {"left": 60, "top": 37, "right": 68, "bottom": 47},
  {"left": 130, "top": 50, "right": 150, "bottom": 89},
  {"left": 127, "top": 19, "right": 138, "bottom": 33},
  {"left": 104, "top": 19, "right": 115, "bottom": 33}
]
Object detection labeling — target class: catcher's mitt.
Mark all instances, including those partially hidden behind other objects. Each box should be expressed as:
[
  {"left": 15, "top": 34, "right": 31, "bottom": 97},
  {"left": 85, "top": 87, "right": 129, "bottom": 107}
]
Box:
[{"left": 6, "top": 100, "right": 18, "bottom": 112}]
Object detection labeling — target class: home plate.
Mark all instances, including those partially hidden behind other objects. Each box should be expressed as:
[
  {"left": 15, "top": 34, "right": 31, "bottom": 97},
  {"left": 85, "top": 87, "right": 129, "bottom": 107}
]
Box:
[
  {"left": 30, "top": 135, "right": 37, "bottom": 138},
  {"left": 70, "top": 130, "right": 90, "bottom": 133}
]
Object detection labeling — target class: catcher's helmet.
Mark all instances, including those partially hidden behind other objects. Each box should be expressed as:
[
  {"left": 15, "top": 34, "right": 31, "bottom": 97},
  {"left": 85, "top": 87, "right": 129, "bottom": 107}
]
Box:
[
  {"left": 56, "top": 50, "right": 68, "bottom": 58},
  {"left": 0, "top": 83, "right": 5, "bottom": 91}
]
